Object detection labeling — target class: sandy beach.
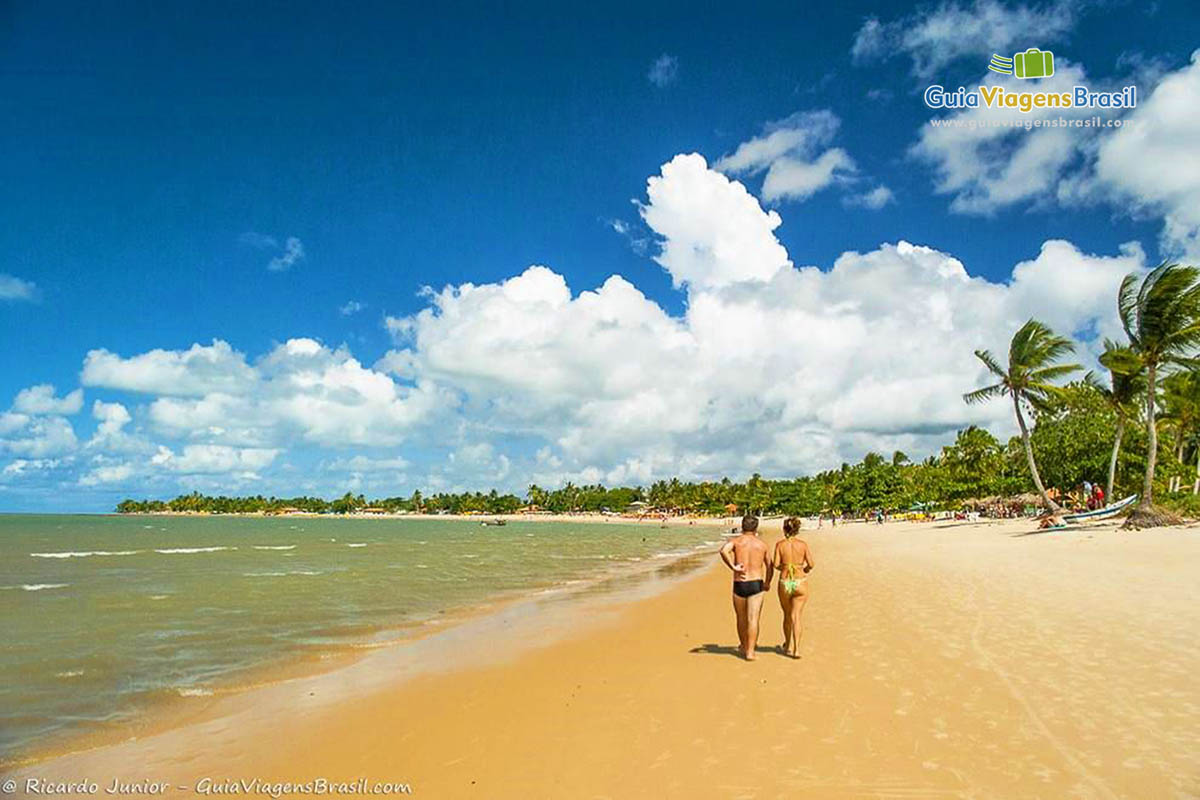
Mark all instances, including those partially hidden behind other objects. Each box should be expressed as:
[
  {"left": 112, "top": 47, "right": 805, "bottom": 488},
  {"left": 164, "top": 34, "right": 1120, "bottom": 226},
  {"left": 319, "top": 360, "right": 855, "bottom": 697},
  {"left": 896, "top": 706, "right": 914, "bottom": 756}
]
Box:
[{"left": 6, "top": 517, "right": 1199, "bottom": 799}]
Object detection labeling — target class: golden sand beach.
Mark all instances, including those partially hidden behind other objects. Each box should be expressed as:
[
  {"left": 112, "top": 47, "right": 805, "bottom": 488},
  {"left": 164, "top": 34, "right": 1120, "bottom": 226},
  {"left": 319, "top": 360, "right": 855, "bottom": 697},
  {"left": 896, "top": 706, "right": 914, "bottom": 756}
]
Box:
[{"left": 6, "top": 517, "right": 1199, "bottom": 799}]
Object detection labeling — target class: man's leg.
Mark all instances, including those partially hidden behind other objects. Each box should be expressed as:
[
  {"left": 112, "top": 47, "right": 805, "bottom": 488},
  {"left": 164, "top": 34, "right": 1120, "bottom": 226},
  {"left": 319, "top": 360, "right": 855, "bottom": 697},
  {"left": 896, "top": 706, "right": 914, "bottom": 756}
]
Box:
[
  {"left": 744, "top": 590, "right": 766, "bottom": 660},
  {"left": 732, "top": 593, "right": 749, "bottom": 655}
]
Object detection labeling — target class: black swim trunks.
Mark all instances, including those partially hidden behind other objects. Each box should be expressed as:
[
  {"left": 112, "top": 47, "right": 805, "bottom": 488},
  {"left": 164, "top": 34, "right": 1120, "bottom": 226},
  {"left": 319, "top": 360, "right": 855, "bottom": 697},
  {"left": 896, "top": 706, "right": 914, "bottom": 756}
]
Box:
[{"left": 732, "top": 579, "right": 764, "bottom": 597}]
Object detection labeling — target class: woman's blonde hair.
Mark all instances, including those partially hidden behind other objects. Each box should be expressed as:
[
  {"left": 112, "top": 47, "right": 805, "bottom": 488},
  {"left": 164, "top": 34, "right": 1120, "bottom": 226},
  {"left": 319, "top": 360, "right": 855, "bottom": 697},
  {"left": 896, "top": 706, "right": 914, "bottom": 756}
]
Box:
[{"left": 783, "top": 517, "right": 800, "bottom": 537}]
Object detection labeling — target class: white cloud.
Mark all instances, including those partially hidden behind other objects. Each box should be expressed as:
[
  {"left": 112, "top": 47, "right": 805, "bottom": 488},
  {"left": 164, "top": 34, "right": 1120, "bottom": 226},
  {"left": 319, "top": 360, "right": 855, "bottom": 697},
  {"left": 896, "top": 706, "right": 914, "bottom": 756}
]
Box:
[
  {"left": 0, "top": 415, "right": 78, "bottom": 458},
  {"left": 268, "top": 237, "right": 305, "bottom": 272},
  {"left": 240, "top": 232, "right": 305, "bottom": 272},
  {"left": 639, "top": 154, "right": 792, "bottom": 289},
  {"left": 844, "top": 186, "right": 896, "bottom": 209},
  {"left": 339, "top": 300, "right": 366, "bottom": 316},
  {"left": 716, "top": 111, "right": 859, "bottom": 203},
  {"left": 82, "top": 340, "right": 258, "bottom": 397},
  {"left": 908, "top": 51, "right": 1200, "bottom": 259},
  {"left": 94, "top": 338, "right": 452, "bottom": 448},
  {"left": 13, "top": 385, "right": 84, "bottom": 416},
  {"left": 1091, "top": 50, "right": 1200, "bottom": 259},
  {"left": 647, "top": 54, "right": 679, "bottom": 87},
  {"left": 911, "top": 62, "right": 1098, "bottom": 214},
  {"left": 151, "top": 444, "right": 279, "bottom": 475},
  {"left": 0, "top": 273, "right": 38, "bottom": 302},
  {"left": 853, "top": 0, "right": 1080, "bottom": 78},
  {"left": 372, "top": 154, "right": 1144, "bottom": 486},
  {"left": 79, "top": 462, "right": 134, "bottom": 486}
]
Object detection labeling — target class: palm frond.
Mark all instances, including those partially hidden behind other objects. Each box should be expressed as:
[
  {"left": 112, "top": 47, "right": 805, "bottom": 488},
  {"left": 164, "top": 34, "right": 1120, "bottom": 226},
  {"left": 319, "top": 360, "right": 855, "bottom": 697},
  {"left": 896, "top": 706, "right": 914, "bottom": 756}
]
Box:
[{"left": 963, "top": 383, "right": 1006, "bottom": 405}]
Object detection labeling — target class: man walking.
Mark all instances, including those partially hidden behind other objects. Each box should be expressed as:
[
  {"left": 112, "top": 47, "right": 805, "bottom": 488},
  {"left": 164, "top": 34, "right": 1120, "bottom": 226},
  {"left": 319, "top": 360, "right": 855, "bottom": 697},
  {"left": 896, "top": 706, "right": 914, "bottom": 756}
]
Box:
[{"left": 718, "top": 515, "right": 773, "bottom": 660}]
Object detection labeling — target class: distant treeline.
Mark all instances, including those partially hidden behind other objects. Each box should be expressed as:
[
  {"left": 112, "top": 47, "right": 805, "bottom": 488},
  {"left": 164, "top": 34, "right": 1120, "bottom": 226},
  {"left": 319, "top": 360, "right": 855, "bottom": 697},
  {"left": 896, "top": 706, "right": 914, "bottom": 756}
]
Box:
[{"left": 116, "top": 381, "right": 1200, "bottom": 518}]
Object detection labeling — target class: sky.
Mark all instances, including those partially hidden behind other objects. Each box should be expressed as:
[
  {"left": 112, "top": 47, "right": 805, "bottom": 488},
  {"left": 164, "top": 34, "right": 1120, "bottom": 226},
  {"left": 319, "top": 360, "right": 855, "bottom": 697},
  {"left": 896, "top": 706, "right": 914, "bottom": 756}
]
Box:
[{"left": 2, "top": 0, "right": 1199, "bottom": 511}]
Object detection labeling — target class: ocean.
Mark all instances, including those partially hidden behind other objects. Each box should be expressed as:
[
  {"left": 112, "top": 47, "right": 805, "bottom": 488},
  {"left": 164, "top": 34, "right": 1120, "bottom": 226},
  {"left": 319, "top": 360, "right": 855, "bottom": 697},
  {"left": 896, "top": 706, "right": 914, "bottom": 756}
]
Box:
[{"left": 0, "top": 514, "right": 722, "bottom": 763}]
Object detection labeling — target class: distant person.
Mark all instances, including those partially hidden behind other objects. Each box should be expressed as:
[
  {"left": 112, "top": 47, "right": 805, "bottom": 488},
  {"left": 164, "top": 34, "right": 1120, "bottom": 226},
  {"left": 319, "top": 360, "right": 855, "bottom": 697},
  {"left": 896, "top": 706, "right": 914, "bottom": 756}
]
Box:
[
  {"left": 718, "top": 515, "right": 773, "bottom": 661},
  {"left": 1094, "top": 484, "right": 1105, "bottom": 508},
  {"left": 774, "top": 517, "right": 813, "bottom": 659}
]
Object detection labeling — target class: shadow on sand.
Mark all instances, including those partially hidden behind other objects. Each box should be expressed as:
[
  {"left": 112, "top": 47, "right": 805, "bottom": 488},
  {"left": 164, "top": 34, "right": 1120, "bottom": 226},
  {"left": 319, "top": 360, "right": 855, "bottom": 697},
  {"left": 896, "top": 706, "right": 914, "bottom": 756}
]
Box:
[
  {"left": 690, "top": 643, "right": 796, "bottom": 659},
  {"left": 689, "top": 643, "right": 743, "bottom": 658}
]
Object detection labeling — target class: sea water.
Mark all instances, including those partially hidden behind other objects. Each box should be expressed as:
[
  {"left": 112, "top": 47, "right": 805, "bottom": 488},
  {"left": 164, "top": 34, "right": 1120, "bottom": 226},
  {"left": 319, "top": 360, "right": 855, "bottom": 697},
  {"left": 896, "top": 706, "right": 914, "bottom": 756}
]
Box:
[{"left": 0, "top": 514, "right": 721, "bottom": 762}]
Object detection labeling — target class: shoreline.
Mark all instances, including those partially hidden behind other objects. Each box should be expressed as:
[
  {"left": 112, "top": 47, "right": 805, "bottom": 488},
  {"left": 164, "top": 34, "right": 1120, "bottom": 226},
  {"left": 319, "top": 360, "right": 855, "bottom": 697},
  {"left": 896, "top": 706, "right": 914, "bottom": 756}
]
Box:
[{"left": 1, "top": 520, "right": 731, "bottom": 772}]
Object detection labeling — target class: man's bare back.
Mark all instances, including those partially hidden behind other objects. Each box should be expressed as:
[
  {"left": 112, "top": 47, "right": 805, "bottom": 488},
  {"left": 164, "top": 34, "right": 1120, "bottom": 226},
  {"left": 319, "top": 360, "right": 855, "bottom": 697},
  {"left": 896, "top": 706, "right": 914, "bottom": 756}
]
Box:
[{"left": 727, "top": 534, "right": 769, "bottom": 581}]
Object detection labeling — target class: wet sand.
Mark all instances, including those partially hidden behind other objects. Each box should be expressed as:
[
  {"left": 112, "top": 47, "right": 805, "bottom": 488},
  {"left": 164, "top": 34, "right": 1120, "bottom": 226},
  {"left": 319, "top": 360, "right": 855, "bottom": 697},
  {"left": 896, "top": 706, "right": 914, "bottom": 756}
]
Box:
[{"left": 6, "top": 518, "right": 1199, "bottom": 799}]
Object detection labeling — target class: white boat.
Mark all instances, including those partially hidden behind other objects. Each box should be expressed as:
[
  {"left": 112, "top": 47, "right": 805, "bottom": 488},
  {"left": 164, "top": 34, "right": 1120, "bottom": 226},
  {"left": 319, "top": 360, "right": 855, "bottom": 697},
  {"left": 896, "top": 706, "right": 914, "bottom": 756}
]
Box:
[{"left": 1062, "top": 494, "right": 1137, "bottom": 522}]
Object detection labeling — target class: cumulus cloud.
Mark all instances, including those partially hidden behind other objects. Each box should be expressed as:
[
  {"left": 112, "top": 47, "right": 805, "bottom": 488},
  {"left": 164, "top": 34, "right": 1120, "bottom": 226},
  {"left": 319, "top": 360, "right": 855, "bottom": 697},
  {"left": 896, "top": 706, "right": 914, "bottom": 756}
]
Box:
[
  {"left": 647, "top": 54, "right": 679, "bottom": 87},
  {"left": 79, "top": 462, "right": 134, "bottom": 486},
  {"left": 716, "top": 111, "right": 859, "bottom": 203},
  {"left": 13, "top": 385, "right": 84, "bottom": 416},
  {"left": 912, "top": 62, "right": 1098, "bottom": 214},
  {"left": 1091, "top": 50, "right": 1200, "bottom": 259},
  {"left": 371, "top": 154, "right": 1145, "bottom": 487},
  {"left": 639, "top": 154, "right": 792, "bottom": 289},
  {"left": 151, "top": 444, "right": 279, "bottom": 475},
  {"left": 0, "top": 273, "right": 39, "bottom": 302},
  {"left": 852, "top": 0, "right": 1081, "bottom": 78},
  {"left": 910, "top": 51, "right": 1200, "bottom": 259},
  {"left": 82, "top": 340, "right": 258, "bottom": 397},
  {"left": 84, "top": 337, "right": 451, "bottom": 449}
]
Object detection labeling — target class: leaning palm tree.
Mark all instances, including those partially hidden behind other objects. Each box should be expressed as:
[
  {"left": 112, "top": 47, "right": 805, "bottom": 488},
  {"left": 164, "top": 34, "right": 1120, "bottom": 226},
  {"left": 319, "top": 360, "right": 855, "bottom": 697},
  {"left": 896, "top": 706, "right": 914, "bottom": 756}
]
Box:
[
  {"left": 964, "top": 319, "right": 1081, "bottom": 512},
  {"left": 1118, "top": 262, "right": 1200, "bottom": 525},
  {"left": 1090, "top": 339, "right": 1145, "bottom": 502}
]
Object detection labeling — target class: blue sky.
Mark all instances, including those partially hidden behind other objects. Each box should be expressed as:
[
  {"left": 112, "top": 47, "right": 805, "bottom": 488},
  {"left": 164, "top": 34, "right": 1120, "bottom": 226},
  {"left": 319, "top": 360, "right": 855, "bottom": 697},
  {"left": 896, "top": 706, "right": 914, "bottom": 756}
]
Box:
[{"left": 2, "top": 0, "right": 1199, "bottom": 510}]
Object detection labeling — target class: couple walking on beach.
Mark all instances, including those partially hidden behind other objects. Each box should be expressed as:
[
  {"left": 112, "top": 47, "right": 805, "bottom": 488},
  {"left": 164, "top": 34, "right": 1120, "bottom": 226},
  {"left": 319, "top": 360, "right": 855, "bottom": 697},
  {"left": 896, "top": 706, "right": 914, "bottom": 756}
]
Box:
[{"left": 718, "top": 515, "right": 813, "bottom": 660}]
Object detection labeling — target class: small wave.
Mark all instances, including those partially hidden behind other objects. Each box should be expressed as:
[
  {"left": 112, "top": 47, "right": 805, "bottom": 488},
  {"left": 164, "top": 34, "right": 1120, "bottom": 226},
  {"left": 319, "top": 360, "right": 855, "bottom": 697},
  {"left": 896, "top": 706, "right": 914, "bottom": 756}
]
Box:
[
  {"left": 56, "top": 670, "right": 84, "bottom": 678},
  {"left": 176, "top": 687, "right": 214, "bottom": 697},
  {"left": 252, "top": 545, "right": 296, "bottom": 551},
  {"left": 149, "top": 595, "right": 170, "bottom": 600},
  {"left": 415, "top": 564, "right": 429, "bottom": 569},
  {"left": 154, "top": 546, "right": 235, "bottom": 555},
  {"left": 23, "top": 583, "right": 69, "bottom": 591},
  {"left": 347, "top": 543, "right": 368, "bottom": 548},
  {"left": 30, "top": 550, "right": 142, "bottom": 559},
  {"left": 244, "top": 570, "right": 322, "bottom": 577},
  {"left": 463, "top": 554, "right": 479, "bottom": 558}
]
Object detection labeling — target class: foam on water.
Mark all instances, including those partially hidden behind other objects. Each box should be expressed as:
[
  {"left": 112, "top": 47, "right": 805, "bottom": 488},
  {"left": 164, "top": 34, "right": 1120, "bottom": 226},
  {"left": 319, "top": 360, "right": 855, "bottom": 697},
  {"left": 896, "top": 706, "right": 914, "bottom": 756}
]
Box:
[{"left": 30, "top": 550, "right": 142, "bottom": 558}]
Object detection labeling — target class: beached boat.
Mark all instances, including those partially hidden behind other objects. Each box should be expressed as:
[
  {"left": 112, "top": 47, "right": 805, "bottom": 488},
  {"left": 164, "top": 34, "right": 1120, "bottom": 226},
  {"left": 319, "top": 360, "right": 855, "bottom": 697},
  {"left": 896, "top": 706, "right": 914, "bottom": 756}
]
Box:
[
  {"left": 1062, "top": 494, "right": 1138, "bottom": 523},
  {"left": 480, "top": 519, "right": 507, "bottom": 527}
]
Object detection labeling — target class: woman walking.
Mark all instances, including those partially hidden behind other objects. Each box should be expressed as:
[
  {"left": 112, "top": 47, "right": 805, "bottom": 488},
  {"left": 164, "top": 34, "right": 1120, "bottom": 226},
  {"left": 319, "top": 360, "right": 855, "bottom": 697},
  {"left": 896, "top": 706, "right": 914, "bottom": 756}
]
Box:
[{"left": 774, "top": 517, "right": 814, "bottom": 659}]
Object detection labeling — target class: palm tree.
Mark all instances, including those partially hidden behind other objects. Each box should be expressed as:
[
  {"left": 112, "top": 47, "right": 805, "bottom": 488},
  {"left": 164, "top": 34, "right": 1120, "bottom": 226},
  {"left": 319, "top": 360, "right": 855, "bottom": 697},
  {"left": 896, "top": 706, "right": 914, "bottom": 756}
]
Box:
[
  {"left": 1091, "top": 340, "right": 1145, "bottom": 502},
  {"left": 1117, "top": 263, "right": 1200, "bottom": 519},
  {"left": 964, "top": 319, "right": 1081, "bottom": 511},
  {"left": 1158, "top": 370, "right": 1200, "bottom": 492}
]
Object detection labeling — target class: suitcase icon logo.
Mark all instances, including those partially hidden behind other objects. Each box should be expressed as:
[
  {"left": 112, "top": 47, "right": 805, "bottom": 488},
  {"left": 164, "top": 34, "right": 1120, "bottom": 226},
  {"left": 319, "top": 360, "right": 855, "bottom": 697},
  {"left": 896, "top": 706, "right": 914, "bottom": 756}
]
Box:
[{"left": 988, "top": 48, "right": 1055, "bottom": 79}]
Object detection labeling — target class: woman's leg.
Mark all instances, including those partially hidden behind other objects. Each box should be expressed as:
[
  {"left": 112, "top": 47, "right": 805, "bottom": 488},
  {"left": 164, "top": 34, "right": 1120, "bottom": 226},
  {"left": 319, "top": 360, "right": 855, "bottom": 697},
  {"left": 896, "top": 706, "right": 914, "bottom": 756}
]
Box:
[
  {"left": 777, "top": 582, "right": 793, "bottom": 653},
  {"left": 789, "top": 586, "right": 808, "bottom": 657}
]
